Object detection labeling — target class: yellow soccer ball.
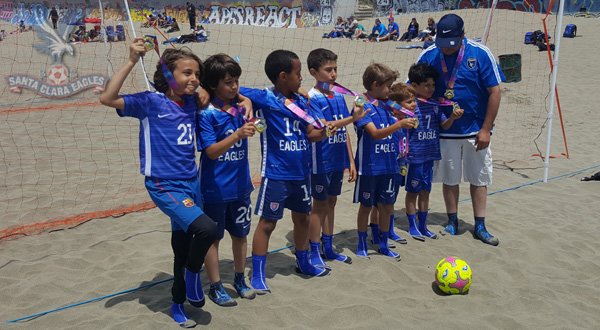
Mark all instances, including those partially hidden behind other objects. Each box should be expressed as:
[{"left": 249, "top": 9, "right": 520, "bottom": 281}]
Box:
[{"left": 435, "top": 256, "right": 472, "bottom": 294}]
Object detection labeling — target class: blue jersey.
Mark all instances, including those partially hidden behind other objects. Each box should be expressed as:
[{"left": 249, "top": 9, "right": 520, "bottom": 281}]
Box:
[
  {"left": 372, "top": 23, "right": 387, "bottom": 36},
  {"left": 388, "top": 22, "right": 399, "bottom": 35},
  {"left": 240, "top": 87, "right": 311, "bottom": 180},
  {"left": 308, "top": 88, "right": 350, "bottom": 174},
  {"left": 417, "top": 37, "right": 502, "bottom": 138},
  {"left": 196, "top": 104, "right": 253, "bottom": 203},
  {"left": 406, "top": 100, "right": 449, "bottom": 164},
  {"left": 354, "top": 101, "right": 399, "bottom": 175},
  {"left": 118, "top": 91, "right": 198, "bottom": 179}
]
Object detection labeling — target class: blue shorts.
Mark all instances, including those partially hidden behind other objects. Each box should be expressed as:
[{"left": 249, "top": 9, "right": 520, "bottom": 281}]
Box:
[
  {"left": 311, "top": 171, "right": 344, "bottom": 201},
  {"left": 353, "top": 174, "right": 397, "bottom": 207},
  {"left": 405, "top": 161, "right": 434, "bottom": 193},
  {"left": 255, "top": 177, "right": 312, "bottom": 221},
  {"left": 145, "top": 177, "right": 204, "bottom": 232},
  {"left": 203, "top": 195, "right": 252, "bottom": 240}
]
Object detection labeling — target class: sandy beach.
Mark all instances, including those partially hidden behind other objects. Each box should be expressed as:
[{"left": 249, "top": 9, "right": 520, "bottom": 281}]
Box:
[{"left": 1, "top": 9, "right": 600, "bottom": 329}]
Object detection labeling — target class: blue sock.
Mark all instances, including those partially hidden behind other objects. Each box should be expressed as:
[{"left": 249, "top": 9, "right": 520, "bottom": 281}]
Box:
[
  {"left": 251, "top": 254, "right": 270, "bottom": 292},
  {"left": 357, "top": 231, "right": 368, "bottom": 257},
  {"left": 296, "top": 249, "right": 329, "bottom": 276},
  {"left": 184, "top": 269, "right": 205, "bottom": 307},
  {"left": 444, "top": 213, "right": 459, "bottom": 235},
  {"left": 170, "top": 303, "right": 188, "bottom": 324},
  {"left": 322, "top": 234, "right": 352, "bottom": 263},
  {"left": 475, "top": 217, "right": 485, "bottom": 230},
  {"left": 418, "top": 211, "right": 437, "bottom": 239},
  {"left": 378, "top": 231, "right": 400, "bottom": 258},
  {"left": 407, "top": 213, "right": 424, "bottom": 239},
  {"left": 370, "top": 224, "right": 381, "bottom": 244},
  {"left": 309, "top": 240, "right": 328, "bottom": 269}
]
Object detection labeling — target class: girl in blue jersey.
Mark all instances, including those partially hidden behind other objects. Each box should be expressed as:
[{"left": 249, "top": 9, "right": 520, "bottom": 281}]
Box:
[
  {"left": 99, "top": 40, "right": 217, "bottom": 326},
  {"left": 197, "top": 54, "right": 257, "bottom": 307},
  {"left": 353, "top": 63, "right": 416, "bottom": 260}
]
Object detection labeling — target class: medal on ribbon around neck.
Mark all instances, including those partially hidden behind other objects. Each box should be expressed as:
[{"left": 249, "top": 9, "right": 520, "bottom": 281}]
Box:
[
  {"left": 444, "top": 89, "right": 455, "bottom": 100},
  {"left": 413, "top": 117, "right": 420, "bottom": 129}
]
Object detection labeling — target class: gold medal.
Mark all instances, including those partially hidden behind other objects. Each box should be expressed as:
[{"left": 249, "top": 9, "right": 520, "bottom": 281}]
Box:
[
  {"left": 325, "top": 126, "right": 333, "bottom": 137},
  {"left": 354, "top": 95, "right": 365, "bottom": 108},
  {"left": 400, "top": 165, "right": 408, "bottom": 177},
  {"left": 413, "top": 117, "right": 419, "bottom": 129},
  {"left": 143, "top": 35, "right": 156, "bottom": 52},
  {"left": 444, "top": 89, "right": 454, "bottom": 100},
  {"left": 453, "top": 103, "right": 461, "bottom": 111},
  {"left": 254, "top": 118, "right": 266, "bottom": 133}
]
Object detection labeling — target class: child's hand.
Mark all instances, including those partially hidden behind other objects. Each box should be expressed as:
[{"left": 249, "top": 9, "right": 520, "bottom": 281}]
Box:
[
  {"left": 129, "top": 38, "right": 146, "bottom": 63},
  {"left": 326, "top": 122, "right": 337, "bottom": 135},
  {"left": 399, "top": 117, "right": 417, "bottom": 129},
  {"left": 197, "top": 87, "right": 210, "bottom": 108},
  {"left": 451, "top": 107, "right": 464, "bottom": 119},
  {"left": 235, "top": 122, "right": 256, "bottom": 139},
  {"left": 352, "top": 104, "right": 369, "bottom": 121},
  {"left": 238, "top": 96, "right": 254, "bottom": 120},
  {"left": 298, "top": 87, "right": 310, "bottom": 105},
  {"left": 348, "top": 163, "right": 357, "bottom": 182}
]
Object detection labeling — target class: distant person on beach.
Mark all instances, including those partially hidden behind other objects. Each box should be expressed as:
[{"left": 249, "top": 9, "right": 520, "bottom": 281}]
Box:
[
  {"left": 416, "top": 14, "right": 502, "bottom": 246},
  {"left": 187, "top": 2, "right": 196, "bottom": 31},
  {"left": 399, "top": 17, "right": 419, "bottom": 41},
  {"left": 49, "top": 7, "right": 59, "bottom": 29},
  {"left": 367, "top": 18, "right": 388, "bottom": 42},
  {"left": 378, "top": 16, "right": 399, "bottom": 41},
  {"left": 99, "top": 41, "right": 217, "bottom": 325}
]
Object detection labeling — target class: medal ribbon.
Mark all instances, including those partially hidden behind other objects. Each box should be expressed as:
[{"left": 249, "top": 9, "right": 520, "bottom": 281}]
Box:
[
  {"left": 146, "top": 35, "right": 179, "bottom": 91},
  {"left": 274, "top": 90, "right": 324, "bottom": 129},
  {"left": 383, "top": 99, "right": 416, "bottom": 118},
  {"left": 211, "top": 96, "right": 245, "bottom": 119},
  {"left": 439, "top": 43, "right": 465, "bottom": 92},
  {"left": 315, "top": 81, "right": 359, "bottom": 97}
]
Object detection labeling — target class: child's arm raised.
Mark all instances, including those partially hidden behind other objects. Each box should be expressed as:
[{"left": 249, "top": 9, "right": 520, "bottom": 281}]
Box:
[
  {"left": 363, "top": 117, "right": 416, "bottom": 140},
  {"left": 99, "top": 38, "right": 146, "bottom": 110}
]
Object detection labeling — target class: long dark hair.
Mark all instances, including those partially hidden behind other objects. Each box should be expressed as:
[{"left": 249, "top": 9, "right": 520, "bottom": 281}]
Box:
[{"left": 153, "top": 47, "right": 203, "bottom": 94}]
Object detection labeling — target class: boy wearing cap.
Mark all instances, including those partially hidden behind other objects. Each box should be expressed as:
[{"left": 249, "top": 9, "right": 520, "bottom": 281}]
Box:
[{"left": 416, "top": 13, "right": 502, "bottom": 246}]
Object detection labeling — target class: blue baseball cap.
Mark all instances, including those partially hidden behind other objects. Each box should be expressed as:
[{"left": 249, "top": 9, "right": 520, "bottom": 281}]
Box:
[{"left": 435, "top": 14, "right": 465, "bottom": 48}]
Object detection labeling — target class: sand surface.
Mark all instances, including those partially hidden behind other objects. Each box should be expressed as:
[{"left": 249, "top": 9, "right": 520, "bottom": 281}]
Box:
[{"left": 1, "top": 9, "right": 600, "bottom": 329}]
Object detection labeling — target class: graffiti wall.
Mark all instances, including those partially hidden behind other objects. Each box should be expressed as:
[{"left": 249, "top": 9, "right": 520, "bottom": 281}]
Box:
[
  {"left": 0, "top": 0, "right": 355, "bottom": 28},
  {"left": 374, "top": 0, "right": 600, "bottom": 15}
]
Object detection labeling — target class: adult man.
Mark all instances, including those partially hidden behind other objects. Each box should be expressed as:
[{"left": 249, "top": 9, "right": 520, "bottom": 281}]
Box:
[
  {"left": 186, "top": 2, "right": 196, "bottom": 30},
  {"left": 416, "top": 14, "right": 502, "bottom": 246}
]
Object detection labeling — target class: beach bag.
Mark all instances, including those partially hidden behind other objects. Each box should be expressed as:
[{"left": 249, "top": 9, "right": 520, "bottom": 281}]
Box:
[
  {"left": 536, "top": 41, "right": 555, "bottom": 51},
  {"left": 563, "top": 24, "right": 576, "bottom": 38},
  {"left": 524, "top": 32, "right": 535, "bottom": 44}
]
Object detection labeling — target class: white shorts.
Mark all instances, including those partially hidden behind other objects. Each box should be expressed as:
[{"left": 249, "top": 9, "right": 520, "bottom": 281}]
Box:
[{"left": 433, "top": 138, "right": 493, "bottom": 186}]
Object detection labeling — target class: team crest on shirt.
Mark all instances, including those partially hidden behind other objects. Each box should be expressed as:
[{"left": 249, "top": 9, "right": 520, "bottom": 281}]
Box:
[
  {"left": 467, "top": 58, "right": 477, "bottom": 70},
  {"left": 315, "top": 185, "right": 324, "bottom": 193},
  {"left": 362, "top": 192, "right": 371, "bottom": 199},
  {"left": 270, "top": 202, "right": 280, "bottom": 211},
  {"left": 182, "top": 198, "right": 195, "bottom": 207}
]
